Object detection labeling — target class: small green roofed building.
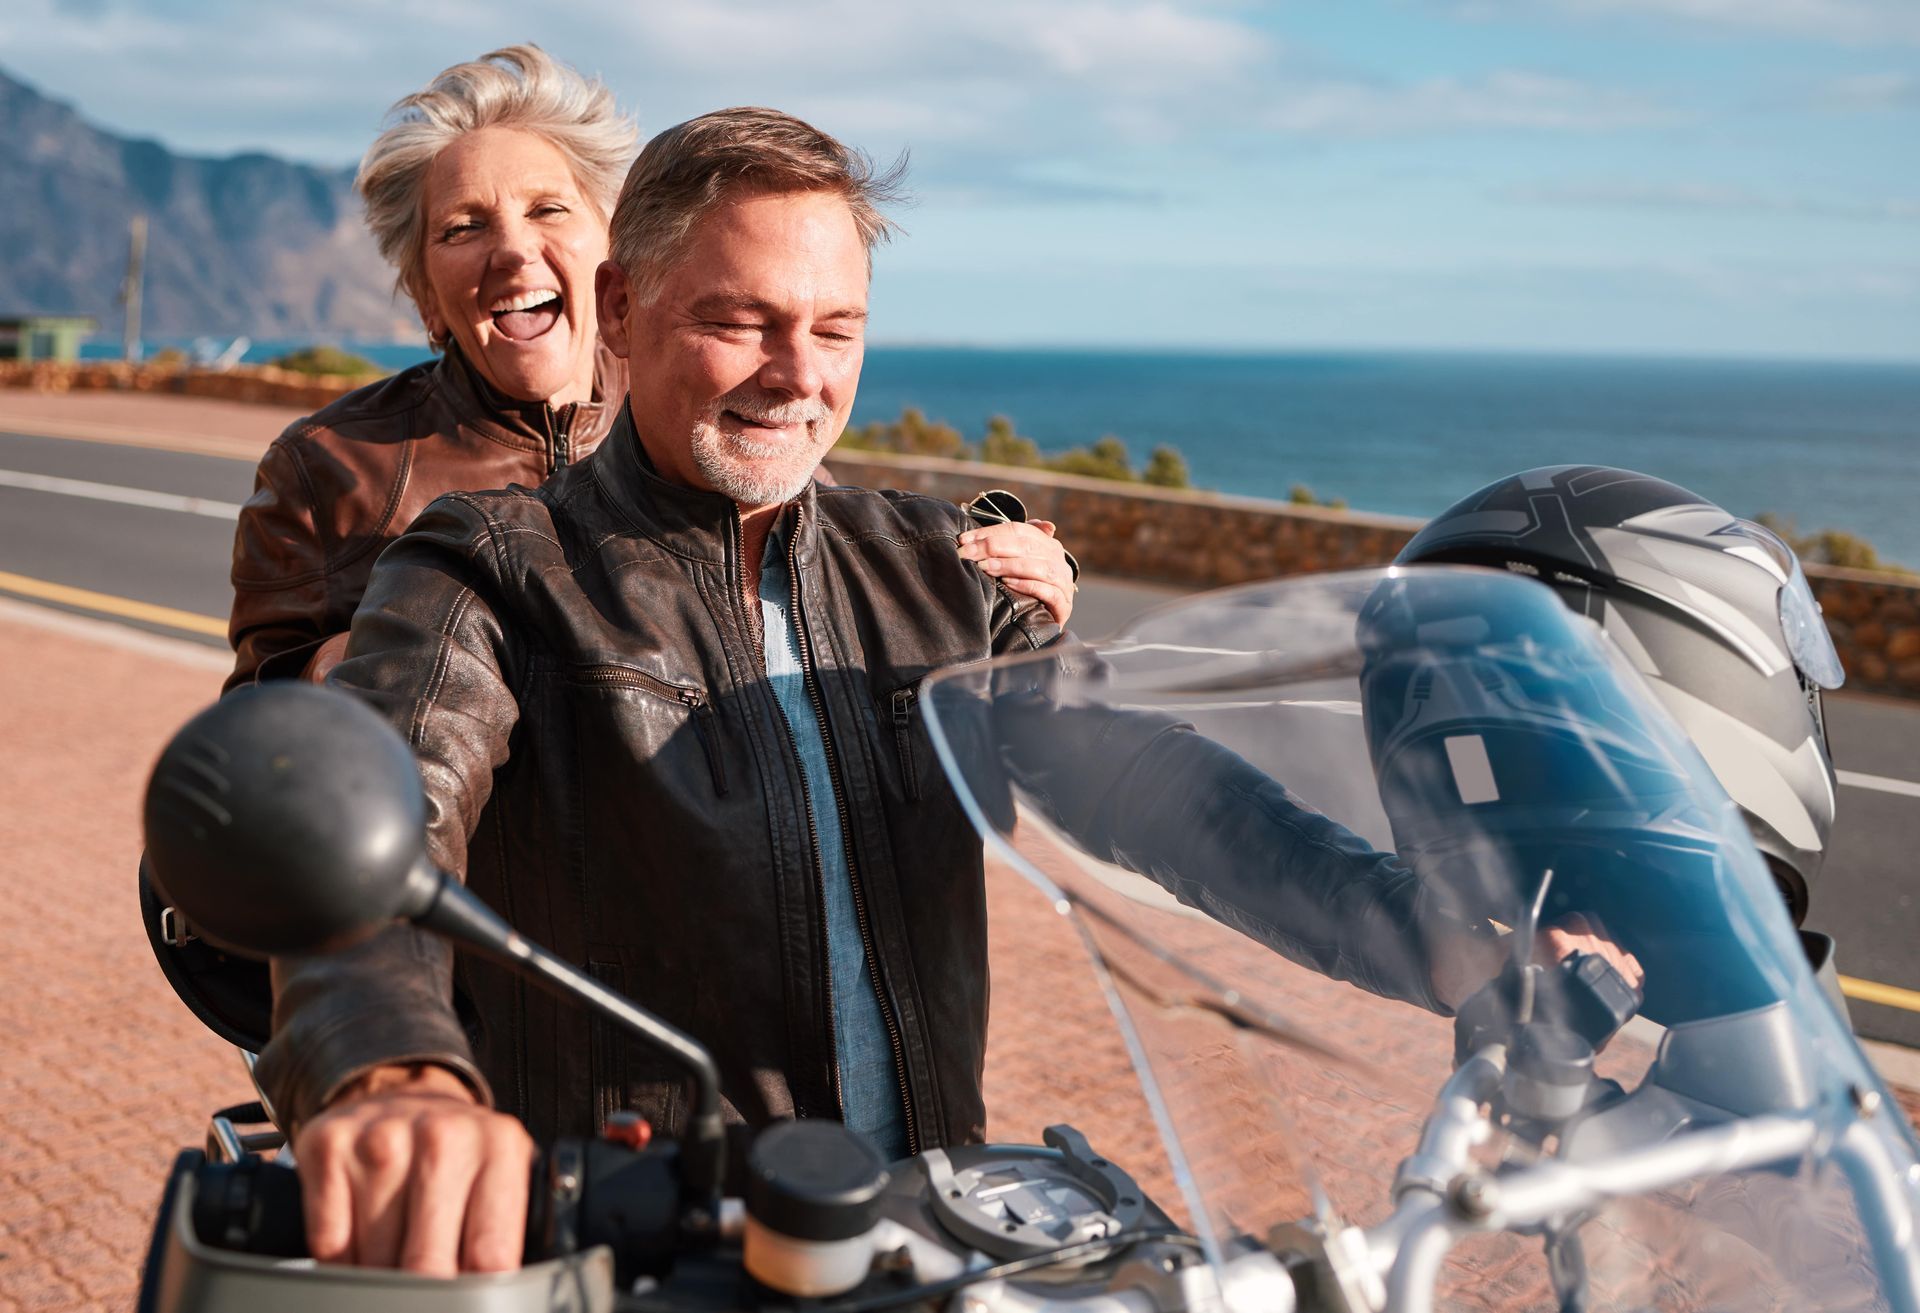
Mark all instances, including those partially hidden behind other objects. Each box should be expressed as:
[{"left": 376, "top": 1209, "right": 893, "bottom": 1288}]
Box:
[{"left": 0, "top": 315, "right": 97, "bottom": 363}]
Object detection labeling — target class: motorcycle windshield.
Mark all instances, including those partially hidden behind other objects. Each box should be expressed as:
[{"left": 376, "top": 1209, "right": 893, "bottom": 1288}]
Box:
[{"left": 924, "top": 567, "right": 1920, "bottom": 1312}]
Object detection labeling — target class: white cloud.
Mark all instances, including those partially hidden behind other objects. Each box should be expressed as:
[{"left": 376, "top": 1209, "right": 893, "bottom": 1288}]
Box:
[
  {"left": 1463, "top": 0, "right": 1920, "bottom": 44},
  {"left": 0, "top": 0, "right": 1674, "bottom": 173},
  {"left": 1263, "top": 71, "right": 1674, "bottom": 136},
  {"left": 1808, "top": 71, "right": 1920, "bottom": 111}
]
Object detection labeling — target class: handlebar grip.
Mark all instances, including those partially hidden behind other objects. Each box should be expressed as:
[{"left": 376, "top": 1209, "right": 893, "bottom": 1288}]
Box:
[
  {"left": 188, "top": 1136, "right": 678, "bottom": 1276},
  {"left": 191, "top": 1158, "right": 308, "bottom": 1258},
  {"left": 189, "top": 1156, "right": 544, "bottom": 1262}
]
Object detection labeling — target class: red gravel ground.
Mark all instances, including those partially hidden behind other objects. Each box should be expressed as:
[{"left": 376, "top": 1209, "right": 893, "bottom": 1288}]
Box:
[
  {"left": 0, "top": 610, "right": 247, "bottom": 1312},
  {"left": 3, "top": 603, "right": 1918, "bottom": 1311}
]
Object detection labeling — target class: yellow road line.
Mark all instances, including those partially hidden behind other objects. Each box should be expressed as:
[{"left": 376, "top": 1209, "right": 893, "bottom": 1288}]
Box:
[
  {"left": 0, "top": 570, "right": 226, "bottom": 638},
  {"left": 1840, "top": 975, "right": 1920, "bottom": 1015}
]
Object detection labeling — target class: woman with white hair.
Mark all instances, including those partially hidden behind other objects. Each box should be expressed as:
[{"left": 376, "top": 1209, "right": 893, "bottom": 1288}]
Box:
[{"left": 225, "top": 46, "right": 1077, "bottom": 691}]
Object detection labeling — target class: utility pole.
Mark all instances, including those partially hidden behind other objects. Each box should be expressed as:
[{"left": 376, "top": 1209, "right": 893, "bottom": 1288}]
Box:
[{"left": 121, "top": 214, "right": 147, "bottom": 363}]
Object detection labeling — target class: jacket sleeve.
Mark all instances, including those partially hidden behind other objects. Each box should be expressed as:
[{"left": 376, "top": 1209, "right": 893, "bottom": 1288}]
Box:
[
  {"left": 994, "top": 694, "right": 1448, "bottom": 1015},
  {"left": 986, "top": 577, "right": 1063, "bottom": 656},
  {"left": 225, "top": 438, "right": 337, "bottom": 692},
  {"left": 253, "top": 494, "right": 523, "bottom": 1129}
]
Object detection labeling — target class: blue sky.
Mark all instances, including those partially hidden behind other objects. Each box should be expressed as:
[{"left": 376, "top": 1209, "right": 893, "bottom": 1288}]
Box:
[{"left": 4, "top": 0, "right": 1916, "bottom": 359}]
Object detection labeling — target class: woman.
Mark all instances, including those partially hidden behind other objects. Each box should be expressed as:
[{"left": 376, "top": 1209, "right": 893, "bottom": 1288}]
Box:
[{"left": 225, "top": 45, "right": 1077, "bottom": 692}]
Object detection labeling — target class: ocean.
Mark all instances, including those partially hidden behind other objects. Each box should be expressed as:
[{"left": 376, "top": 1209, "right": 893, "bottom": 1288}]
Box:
[{"left": 94, "top": 340, "right": 1920, "bottom": 567}]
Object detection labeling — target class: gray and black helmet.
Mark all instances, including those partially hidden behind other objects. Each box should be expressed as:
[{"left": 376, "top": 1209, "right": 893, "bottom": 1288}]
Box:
[{"left": 1397, "top": 465, "right": 1843, "bottom": 924}]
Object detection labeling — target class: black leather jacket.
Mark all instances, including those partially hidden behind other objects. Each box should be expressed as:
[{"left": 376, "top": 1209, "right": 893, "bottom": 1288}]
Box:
[
  {"left": 257, "top": 404, "right": 1059, "bottom": 1153},
  {"left": 255, "top": 404, "right": 1442, "bottom": 1161}
]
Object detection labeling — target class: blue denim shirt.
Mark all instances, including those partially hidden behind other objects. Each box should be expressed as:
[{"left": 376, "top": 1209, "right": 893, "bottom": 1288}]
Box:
[{"left": 759, "top": 519, "right": 909, "bottom": 1159}]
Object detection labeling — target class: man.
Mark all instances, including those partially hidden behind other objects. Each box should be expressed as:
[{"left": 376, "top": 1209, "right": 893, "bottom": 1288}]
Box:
[{"left": 260, "top": 107, "right": 1637, "bottom": 1276}]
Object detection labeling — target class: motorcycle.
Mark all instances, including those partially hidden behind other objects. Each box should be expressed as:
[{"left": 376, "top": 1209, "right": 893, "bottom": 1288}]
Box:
[{"left": 137, "top": 565, "right": 1920, "bottom": 1312}]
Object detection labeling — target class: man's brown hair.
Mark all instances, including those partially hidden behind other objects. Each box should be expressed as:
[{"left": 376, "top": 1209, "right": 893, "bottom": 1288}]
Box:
[{"left": 608, "top": 107, "right": 906, "bottom": 303}]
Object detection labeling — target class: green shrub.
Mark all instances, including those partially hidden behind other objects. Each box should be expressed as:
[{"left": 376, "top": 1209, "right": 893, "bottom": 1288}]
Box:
[
  {"left": 1287, "top": 482, "right": 1346, "bottom": 509},
  {"left": 269, "top": 345, "right": 384, "bottom": 377},
  {"left": 846, "top": 406, "right": 972, "bottom": 459},
  {"left": 980, "top": 415, "right": 1042, "bottom": 467},
  {"left": 1047, "top": 434, "right": 1135, "bottom": 481},
  {"left": 831, "top": 407, "right": 1202, "bottom": 490},
  {"left": 1142, "top": 445, "right": 1191, "bottom": 489}
]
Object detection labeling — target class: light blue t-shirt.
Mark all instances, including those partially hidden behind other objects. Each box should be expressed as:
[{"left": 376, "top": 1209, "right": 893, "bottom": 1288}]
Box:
[{"left": 759, "top": 521, "right": 909, "bottom": 1159}]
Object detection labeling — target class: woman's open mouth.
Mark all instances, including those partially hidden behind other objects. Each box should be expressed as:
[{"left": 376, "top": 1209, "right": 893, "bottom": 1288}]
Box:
[{"left": 489, "top": 289, "right": 563, "bottom": 343}]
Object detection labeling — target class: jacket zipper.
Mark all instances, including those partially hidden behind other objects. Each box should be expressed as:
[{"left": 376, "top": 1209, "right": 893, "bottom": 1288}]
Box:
[
  {"left": 730, "top": 507, "right": 844, "bottom": 1122},
  {"left": 891, "top": 686, "right": 922, "bottom": 802},
  {"left": 786, "top": 509, "right": 921, "bottom": 1156},
  {"left": 547, "top": 402, "right": 577, "bottom": 474},
  {"left": 569, "top": 665, "right": 727, "bottom": 796}
]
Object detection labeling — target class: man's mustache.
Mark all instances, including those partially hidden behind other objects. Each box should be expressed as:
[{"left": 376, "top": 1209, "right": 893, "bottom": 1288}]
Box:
[{"left": 711, "top": 388, "right": 833, "bottom": 428}]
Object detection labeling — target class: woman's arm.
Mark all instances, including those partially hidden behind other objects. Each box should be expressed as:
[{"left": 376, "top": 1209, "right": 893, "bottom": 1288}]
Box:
[
  {"left": 957, "top": 490, "right": 1081, "bottom": 626},
  {"left": 226, "top": 440, "right": 338, "bottom": 691}
]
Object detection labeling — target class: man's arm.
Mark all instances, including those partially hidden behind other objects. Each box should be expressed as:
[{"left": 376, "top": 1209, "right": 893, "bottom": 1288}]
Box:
[
  {"left": 960, "top": 520, "right": 1079, "bottom": 627},
  {"left": 253, "top": 493, "right": 533, "bottom": 1275},
  {"left": 1002, "top": 705, "right": 1639, "bottom": 1013}
]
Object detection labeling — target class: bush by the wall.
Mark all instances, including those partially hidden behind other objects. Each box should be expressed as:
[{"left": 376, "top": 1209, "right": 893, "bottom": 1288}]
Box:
[
  {"left": 267, "top": 345, "right": 385, "bottom": 378},
  {"left": 837, "top": 407, "right": 1192, "bottom": 489}
]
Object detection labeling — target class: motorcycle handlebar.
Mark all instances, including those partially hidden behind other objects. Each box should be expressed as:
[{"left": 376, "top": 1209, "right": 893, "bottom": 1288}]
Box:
[{"left": 189, "top": 1134, "right": 684, "bottom": 1281}]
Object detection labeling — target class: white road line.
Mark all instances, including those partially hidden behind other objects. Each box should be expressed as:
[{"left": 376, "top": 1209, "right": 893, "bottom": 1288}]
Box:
[
  {"left": 1837, "top": 769, "right": 1920, "bottom": 800},
  {"left": 0, "top": 467, "right": 243, "bottom": 519}
]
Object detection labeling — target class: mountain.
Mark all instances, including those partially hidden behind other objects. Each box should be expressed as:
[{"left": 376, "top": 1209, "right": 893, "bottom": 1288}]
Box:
[{"left": 0, "top": 66, "right": 415, "bottom": 340}]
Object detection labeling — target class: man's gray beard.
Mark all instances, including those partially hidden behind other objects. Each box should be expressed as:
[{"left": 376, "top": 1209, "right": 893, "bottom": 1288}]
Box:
[{"left": 688, "top": 396, "right": 833, "bottom": 507}]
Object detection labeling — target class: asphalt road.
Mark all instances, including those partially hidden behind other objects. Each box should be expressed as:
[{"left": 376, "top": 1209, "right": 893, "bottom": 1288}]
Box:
[{"left": 4, "top": 425, "right": 1917, "bottom": 1047}]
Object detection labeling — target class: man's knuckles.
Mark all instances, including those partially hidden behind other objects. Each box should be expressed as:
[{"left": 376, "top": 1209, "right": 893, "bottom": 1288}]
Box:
[
  {"left": 354, "top": 1117, "right": 417, "bottom": 1174},
  {"left": 410, "top": 1111, "right": 485, "bottom": 1171}
]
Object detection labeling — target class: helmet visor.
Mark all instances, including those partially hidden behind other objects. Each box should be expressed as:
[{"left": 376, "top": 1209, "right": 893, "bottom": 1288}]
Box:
[
  {"left": 1781, "top": 559, "right": 1847, "bottom": 689},
  {"left": 1731, "top": 520, "right": 1848, "bottom": 690}
]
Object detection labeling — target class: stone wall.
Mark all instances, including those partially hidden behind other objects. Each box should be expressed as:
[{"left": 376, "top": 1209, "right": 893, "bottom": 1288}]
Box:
[
  {"left": 825, "top": 450, "right": 1423, "bottom": 586},
  {"left": 828, "top": 449, "right": 1920, "bottom": 699},
  {"left": 0, "top": 359, "right": 379, "bottom": 412}
]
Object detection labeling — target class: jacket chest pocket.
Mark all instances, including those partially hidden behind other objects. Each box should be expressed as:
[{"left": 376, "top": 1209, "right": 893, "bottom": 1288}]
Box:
[{"left": 562, "top": 663, "right": 728, "bottom": 798}]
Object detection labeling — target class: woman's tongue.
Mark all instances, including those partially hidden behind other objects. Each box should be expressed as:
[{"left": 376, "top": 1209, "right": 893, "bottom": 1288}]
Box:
[{"left": 492, "top": 298, "right": 561, "bottom": 342}]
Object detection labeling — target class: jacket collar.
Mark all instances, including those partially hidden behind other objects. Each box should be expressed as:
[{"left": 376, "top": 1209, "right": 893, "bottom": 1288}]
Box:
[
  {"left": 595, "top": 398, "right": 818, "bottom": 568},
  {"left": 431, "top": 342, "right": 625, "bottom": 455}
]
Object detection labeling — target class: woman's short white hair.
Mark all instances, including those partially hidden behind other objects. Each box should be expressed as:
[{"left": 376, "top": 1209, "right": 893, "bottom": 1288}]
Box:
[{"left": 358, "top": 45, "right": 638, "bottom": 323}]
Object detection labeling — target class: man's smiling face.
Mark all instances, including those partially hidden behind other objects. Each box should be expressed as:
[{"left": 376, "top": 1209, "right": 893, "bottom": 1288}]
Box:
[{"left": 600, "top": 188, "right": 868, "bottom": 511}]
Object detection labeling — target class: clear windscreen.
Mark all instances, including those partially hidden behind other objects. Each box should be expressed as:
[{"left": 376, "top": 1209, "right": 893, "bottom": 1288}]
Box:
[{"left": 928, "top": 567, "right": 1919, "bottom": 1311}]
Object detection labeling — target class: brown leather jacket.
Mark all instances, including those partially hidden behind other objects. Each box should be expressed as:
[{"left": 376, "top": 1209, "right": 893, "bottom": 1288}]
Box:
[
  {"left": 225, "top": 345, "right": 625, "bottom": 691},
  {"left": 254, "top": 405, "right": 1064, "bottom": 1160}
]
